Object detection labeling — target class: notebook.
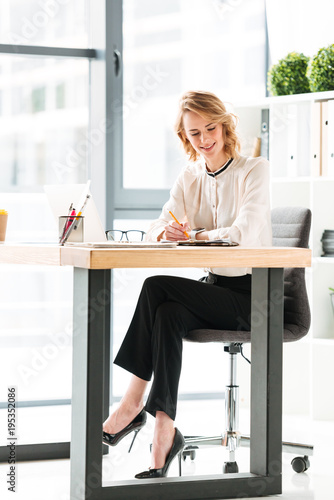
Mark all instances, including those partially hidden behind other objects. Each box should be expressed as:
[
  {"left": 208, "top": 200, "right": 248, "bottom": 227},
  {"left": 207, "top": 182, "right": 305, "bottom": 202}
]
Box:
[
  {"left": 177, "top": 239, "right": 238, "bottom": 246},
  {"left": 64, "top": 241, "right": 177, "bottom": 248},
  {"left": 64, "top": 239, "right": 239, "bottom": 248}
]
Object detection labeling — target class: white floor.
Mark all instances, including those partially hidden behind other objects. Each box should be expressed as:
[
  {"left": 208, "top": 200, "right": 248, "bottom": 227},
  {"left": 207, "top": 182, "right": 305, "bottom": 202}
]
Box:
[{"left": 0, "top": 400, "right": 333, "bottom": 500}]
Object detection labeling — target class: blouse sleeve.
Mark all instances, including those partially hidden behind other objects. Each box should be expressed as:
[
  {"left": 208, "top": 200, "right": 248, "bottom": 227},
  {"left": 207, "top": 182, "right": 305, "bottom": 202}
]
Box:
[
  {"left": 207, "top": 159, "right": 271, "bottom": 246},
  {"left": 145, "top": 171, "right": 187, "bottom": 242}
]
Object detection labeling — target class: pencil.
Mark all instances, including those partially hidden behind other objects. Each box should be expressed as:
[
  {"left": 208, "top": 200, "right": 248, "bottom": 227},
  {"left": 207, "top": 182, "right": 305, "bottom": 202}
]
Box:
[
  {"left": 168, "top": 210, "right": 189, "bottom": 238},
  {"left": 73, "top": 194, "right": 91, "bottom": 230}
]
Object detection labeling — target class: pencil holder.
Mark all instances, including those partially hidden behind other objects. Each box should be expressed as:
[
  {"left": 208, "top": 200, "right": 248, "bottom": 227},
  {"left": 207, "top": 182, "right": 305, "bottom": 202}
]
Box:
[{"left": 59, "top": 216, "right": 84, "bottom": 243}]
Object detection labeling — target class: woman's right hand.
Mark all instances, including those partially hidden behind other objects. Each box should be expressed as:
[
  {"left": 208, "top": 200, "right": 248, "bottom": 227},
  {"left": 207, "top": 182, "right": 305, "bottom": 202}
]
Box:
[{"left": 163, "top": 221, "right": 190, "bottom": 241}]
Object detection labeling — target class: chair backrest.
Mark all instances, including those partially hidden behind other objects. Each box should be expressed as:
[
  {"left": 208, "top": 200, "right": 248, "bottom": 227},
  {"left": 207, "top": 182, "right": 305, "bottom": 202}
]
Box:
[
  {"left": 272, "top": 206, "right": 311, "bottom": 341},
  {"left": 185, "top": 206, "right": 312, "bottom": 344}
]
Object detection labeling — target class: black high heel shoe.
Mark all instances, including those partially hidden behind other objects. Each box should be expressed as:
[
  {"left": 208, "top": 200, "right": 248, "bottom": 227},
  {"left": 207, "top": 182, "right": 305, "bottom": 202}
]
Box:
[
  {"left": 102, "top": 408, "right": 147, "bottom": 453},
  {"left": 135, "top": 428, "right": 185, "bottom": 479}
]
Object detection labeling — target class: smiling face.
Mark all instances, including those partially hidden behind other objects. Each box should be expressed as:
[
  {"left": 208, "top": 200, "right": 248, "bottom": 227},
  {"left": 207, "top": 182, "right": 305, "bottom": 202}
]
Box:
[{"left": 183, "top": 110, "right": 229, "bottom": 172}]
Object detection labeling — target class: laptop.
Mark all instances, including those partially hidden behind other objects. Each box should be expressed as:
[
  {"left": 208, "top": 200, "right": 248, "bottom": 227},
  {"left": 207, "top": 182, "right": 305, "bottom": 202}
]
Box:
[{"left": 44, "top": 182, "right": 107, "bottom": 242}]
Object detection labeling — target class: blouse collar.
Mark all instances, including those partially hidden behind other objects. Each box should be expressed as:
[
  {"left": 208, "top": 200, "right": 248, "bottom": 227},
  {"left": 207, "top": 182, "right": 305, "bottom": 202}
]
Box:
[{"left": 206, "top": 157, "right": 234, "bottom": 177}]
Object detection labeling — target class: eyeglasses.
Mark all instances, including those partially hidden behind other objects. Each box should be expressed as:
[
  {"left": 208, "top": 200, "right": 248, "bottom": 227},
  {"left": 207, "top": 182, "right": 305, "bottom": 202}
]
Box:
[{"left": 105, "top": 230, "right": 146, "bottom": 242}]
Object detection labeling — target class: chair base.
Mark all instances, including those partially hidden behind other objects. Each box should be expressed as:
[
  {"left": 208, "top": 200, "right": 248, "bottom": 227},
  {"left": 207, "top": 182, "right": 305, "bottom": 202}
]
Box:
[
  {"left": 183, "top": 340, "right": 314, "bottom": 474},
  {"left": 183, "top": 433, "right": 314, "bottom": 473}
]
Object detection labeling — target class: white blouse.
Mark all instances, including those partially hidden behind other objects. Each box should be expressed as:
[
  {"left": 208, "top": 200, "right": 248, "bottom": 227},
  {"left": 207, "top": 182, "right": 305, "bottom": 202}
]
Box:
[{"left": 146, "top": 155, "right": 272, "bottom": 277}]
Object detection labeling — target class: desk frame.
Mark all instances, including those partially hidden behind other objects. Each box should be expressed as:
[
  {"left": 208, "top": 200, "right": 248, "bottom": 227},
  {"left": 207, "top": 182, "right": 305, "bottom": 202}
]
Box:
[
  {"left": 1, "top": 244, "right": 308, "bottom": 499},
  {"left": 70, "top": 266, "right": 284, "bottom": 500}
]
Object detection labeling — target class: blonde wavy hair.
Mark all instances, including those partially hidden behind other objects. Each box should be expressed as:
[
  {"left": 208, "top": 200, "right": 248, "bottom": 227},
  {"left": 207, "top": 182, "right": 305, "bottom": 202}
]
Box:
[{"left": 174, "top": 90, "right": 241, "bottom": 162}]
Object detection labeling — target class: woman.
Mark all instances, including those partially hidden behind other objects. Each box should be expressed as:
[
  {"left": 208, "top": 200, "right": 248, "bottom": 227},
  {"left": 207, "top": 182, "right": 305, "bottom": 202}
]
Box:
[{"left": 102, "top": 90, "right": 272, "bottom": 479}]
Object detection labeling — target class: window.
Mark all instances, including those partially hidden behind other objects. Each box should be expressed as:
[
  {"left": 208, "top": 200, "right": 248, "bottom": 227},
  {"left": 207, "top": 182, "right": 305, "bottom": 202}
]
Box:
[
  {"left": 0, "top": 56, "right": 89, "bottom": 190},
  {"left": 0, "top": 0, "right": 268, "bottom": 410},
  {"left": 0, "top": 1, "right": 92, "bottom": 411},
  {"left": 121, "top": 0, "right": 267, "bottom": 192},
  {"left": 266, "top": 0, "right": 334, "bottom": 65},
  {"left": 0, "top": 0, "right": 88, "bottom": 48}
]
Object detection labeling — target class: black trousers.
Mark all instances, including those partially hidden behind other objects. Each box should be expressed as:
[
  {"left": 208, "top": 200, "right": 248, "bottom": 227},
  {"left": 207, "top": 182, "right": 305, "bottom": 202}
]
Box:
[{"left": 114, "top": 274, "right": 252, "bottom": 421}]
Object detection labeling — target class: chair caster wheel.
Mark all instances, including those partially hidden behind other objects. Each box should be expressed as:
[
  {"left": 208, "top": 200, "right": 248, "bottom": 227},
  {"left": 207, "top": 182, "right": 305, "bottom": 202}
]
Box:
[
  {"left": 223, "top": 461, "right": 239, "bottom": 473},
  {"left": 291, "top": 455, "right": 310, "bottom": 473},
  {"left": 182, "top": 446, "right": 198, "bottom": 461}
]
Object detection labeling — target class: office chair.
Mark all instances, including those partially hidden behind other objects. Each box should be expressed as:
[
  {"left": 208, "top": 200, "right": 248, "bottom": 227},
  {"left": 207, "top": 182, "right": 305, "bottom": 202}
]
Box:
[{"left": 183, "top": 206, "right": 313, "bottom": 474}]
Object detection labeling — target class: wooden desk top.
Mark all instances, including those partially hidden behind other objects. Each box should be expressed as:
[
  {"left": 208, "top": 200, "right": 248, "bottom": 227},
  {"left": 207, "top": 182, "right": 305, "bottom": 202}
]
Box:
[
  {"left": 61, "top": 245, "right": 312, "bottom": 270},
  {"left": 0, "top": 243, "right": 312, "bottom": 270},
  {"left": 0, "top": 243, "right": 61, "bottom": 266}
]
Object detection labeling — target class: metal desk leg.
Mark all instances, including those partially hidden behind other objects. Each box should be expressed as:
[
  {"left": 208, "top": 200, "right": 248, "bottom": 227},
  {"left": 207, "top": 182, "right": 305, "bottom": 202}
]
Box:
[
  {"left": 250, "top": 268, "right": 284, "bottom": 494},
  {"left": 70, "top": 268, "right": 111, "bottom": 500}
]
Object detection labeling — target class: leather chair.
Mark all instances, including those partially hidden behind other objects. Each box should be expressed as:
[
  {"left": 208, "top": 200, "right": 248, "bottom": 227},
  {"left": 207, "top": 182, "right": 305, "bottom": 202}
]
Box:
[{"left": 183, "top": 206, "right": 313, "bottom": 474}]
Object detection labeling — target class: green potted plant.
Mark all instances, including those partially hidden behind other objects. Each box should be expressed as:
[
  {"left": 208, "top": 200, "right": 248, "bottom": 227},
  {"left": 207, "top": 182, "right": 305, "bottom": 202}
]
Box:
[
  {"left": 308, "top": 43, "right": 334, "bottom": 92},
  {"left": 267, "top": 51, "right": 310, "bottom": 96}
]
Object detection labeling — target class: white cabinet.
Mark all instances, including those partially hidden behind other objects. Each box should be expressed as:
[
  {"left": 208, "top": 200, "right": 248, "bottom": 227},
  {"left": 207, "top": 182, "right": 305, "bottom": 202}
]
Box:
[{"left": 234, "top": 90, "right": 334, "bottom": 421}]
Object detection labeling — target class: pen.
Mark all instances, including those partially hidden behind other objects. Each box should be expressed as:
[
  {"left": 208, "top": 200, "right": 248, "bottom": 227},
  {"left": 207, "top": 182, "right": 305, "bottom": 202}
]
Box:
[
  {"left": 168, "top": 210, "right": 189, "bottom": 238},
  {"left": 59, "top": 204, "right": 75, "bottom": 243},
  {"left": 60, "top": 207, "right": 78, "bottom": 245}
]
